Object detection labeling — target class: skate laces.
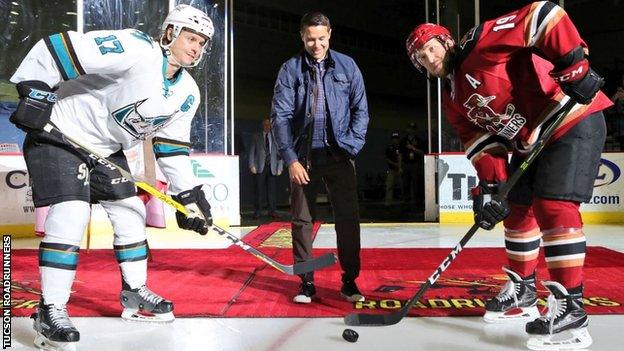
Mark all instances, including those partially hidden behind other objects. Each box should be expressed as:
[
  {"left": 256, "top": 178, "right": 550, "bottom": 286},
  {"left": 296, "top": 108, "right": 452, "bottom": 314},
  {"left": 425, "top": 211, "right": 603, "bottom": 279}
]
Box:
[
  {"left": 48, "top": 305, "right": 74, "bottom": 329},
  {"left": 496, "top": 280, "right": 519, "bottom": 306},
  {"left": 137, "top": 286, "right": 164, "bottom": 305},
  {"left": 542, "top": 294, "right": 567, "bottom": 334}
]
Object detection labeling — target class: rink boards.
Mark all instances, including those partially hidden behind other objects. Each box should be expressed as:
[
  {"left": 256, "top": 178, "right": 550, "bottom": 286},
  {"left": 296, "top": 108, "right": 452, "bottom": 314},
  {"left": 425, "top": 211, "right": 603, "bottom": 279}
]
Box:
[
  {"left": 434, "top": 152, "right": 624, "bottom": 224},
  {"left": 0, "top": 153, "right": 240, "bottom": 237}
]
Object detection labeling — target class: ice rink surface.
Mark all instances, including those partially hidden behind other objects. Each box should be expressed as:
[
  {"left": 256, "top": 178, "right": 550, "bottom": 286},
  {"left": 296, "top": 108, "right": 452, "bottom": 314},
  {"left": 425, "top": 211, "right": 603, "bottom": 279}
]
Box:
[{"left": 9, "top": 223, "right": 624, "bottom": 351}]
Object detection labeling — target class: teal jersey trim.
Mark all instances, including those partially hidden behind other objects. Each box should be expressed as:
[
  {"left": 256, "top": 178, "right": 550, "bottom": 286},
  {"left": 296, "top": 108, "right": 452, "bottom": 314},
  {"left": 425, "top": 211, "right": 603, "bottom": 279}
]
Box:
[
  {"left": 161, "top": 54, "right": 184, "bottom": 96},
  {"left": 48, "top": 33, "right": 80, "bottom": 79},
  {"left": 154, "top": 143, "right": 189, "bottom": 154}
]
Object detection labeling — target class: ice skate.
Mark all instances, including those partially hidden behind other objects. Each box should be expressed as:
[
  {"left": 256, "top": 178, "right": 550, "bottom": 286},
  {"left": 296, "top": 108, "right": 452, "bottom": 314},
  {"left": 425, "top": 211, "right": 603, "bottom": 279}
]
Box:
[
  {"left": 120, "top": 285, "right": 175, "bottom": 323},
  {"left": 526, "top": 281, "right": 592, "bottom": 350},
  {"left": 32, "top": 301, "right": 80, "bottom": 351},
  {"left": 483, "top": 266, "right": 540, "bottom": 323}
]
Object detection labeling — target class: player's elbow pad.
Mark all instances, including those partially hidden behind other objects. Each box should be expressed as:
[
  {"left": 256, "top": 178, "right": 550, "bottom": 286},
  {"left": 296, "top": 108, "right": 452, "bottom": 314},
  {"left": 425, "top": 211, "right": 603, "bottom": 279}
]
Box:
[{"left": 550, "top": 58, "right": 604, "bottom": 105}]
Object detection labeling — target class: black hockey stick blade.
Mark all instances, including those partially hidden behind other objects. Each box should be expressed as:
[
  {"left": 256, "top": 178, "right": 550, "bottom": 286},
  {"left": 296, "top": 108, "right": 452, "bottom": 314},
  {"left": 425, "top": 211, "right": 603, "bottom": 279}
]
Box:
[
  {"left": 345, "top": 224, "right": 479, "bottom": 326},
  {"left": 344, "top": 309, "right": 399, "bottom": 326},
  {"left": 213, "top": 224, "right": 337, "bottom": 275},
  {"left": 344, "top": 282, "right": 429, "bottom": 326},
  {"left": 292, "top": 252, "right": 338, "bottom": 275}
]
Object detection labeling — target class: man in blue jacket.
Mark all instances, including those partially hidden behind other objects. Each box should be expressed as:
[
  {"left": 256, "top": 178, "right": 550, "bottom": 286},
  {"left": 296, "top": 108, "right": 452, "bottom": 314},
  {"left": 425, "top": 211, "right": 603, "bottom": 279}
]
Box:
[{"left": 271, "top": 12, "right": 369, "bottom": 304}]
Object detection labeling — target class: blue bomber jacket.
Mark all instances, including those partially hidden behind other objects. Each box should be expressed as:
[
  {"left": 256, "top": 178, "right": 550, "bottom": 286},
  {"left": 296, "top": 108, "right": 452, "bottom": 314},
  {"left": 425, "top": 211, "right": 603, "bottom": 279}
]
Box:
[{"left": 271, "top": 49, "right": 369, "bottom": 167}]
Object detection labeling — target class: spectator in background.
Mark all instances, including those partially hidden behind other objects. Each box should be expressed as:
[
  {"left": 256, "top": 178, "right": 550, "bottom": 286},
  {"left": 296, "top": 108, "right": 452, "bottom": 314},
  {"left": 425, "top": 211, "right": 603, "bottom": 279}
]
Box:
[
  {"left": 610, "top": 75, "right": 624, "bottom": 113},
  {"left": 384, "top": 131, "right": 402, "bottom": 206},
  {"left": 400, "top": 122, "right": 425, "bottom": 208},
  {"left": 248, "top": 118, "right": 283, "bottom": 219},
  {"left": 609, "top": 75, "right": 624, "bottom": 149}
]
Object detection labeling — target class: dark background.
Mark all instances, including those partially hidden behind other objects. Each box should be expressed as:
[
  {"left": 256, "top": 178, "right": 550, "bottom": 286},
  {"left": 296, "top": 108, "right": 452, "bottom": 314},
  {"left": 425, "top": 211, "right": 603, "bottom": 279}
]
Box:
[
  {"left": 232, "top": 0, "right": 624, "bottom": 221},
  {"left": 1, "top": 1, "right": 623, "bottom": 222}
]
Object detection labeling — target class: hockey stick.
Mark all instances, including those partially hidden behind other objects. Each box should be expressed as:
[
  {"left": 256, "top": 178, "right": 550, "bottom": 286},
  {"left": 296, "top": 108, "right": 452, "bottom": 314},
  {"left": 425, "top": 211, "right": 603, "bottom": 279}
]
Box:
[
  {"left": 344, "top": 99, "right": 577, "bottom": 326},
  {"left": 42, "top": 123, "right": 337, "bottom": 275}
]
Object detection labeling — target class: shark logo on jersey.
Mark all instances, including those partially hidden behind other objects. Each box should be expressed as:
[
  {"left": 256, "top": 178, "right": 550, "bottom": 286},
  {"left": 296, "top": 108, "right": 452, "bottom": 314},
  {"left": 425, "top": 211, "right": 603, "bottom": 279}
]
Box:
[
  {"left": 112, "top": 99, "right": 177, "bottom": 140},
  {"left": 463, "top": 93, "right": 526, "bottom": 139}
]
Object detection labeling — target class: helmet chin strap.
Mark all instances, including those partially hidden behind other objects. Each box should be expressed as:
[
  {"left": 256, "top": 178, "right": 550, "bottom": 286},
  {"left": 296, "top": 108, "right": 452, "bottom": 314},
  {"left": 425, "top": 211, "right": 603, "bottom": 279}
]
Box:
[
  {"left": 161, "top": 35, "right": 202, "bottom": 69},
  {"left": 165, "top": 48, "right": 200, "bottom": 69}
]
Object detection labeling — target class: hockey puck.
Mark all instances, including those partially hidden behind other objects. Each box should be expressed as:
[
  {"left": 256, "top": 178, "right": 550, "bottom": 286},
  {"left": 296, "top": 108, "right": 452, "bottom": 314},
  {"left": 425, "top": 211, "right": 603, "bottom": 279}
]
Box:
[{"left": 342, "top": 328, "right": 359, "bottom": 343}]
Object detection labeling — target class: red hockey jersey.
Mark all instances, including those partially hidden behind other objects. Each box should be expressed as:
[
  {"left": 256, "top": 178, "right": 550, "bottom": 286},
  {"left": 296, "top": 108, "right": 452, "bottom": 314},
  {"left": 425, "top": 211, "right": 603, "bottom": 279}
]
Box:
[{"left": 442, "top": 1, "right": 612, "bottom": 182}]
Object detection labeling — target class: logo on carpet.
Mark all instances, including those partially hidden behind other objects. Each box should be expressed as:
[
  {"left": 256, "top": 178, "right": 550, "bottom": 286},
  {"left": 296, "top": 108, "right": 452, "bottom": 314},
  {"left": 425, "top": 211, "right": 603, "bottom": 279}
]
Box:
[
  {"left": 6, "top": 280, "right": 41, "bottom": 309},
  {"left": 374, "top": 285, "right": 405, "bottom": 293},
  {"left": 259, "top": 228, "right": 293, "bottom": 248},
  {"left": 359, "top": 275, "right": 621, "bottom": 311}
]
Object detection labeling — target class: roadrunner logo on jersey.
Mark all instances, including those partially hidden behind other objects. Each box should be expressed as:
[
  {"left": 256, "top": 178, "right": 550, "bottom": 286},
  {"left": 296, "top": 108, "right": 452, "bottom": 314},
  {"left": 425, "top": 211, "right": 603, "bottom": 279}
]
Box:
[
  {"left": 112, "top": 99, "right": 176, "bottom": 140},
  {"left": 463, "top": 93, "right": 527, "bottom": 139}
]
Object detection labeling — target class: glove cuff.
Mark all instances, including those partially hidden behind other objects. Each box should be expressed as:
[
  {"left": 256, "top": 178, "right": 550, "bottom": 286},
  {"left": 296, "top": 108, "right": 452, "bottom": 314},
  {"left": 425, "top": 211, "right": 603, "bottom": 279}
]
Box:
[
  {"left": 550, "top": 59, "right": 589, "bottom": 84},
  {"left": 471, "top": 181, "right": 503, "bottom": 196},
  {"left": 16, "top": 80, "right": 57, "bottom": 101},
  {"left": 173, "top": 185, "right": 204, "bottom": 206}
]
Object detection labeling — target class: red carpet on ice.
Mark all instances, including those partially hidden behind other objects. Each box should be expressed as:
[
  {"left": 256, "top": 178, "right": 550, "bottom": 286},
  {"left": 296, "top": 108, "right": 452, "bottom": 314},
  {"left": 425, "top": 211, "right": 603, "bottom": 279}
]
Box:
[{"left": 11, "top": 222, "right": 624, "bottom": 318}]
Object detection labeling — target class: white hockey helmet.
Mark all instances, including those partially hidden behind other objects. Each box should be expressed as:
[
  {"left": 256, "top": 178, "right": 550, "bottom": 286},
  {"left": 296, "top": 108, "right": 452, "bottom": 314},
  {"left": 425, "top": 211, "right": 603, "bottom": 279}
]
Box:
[{"left": 160, "top": 4, "right": 214, "bottom": 67}]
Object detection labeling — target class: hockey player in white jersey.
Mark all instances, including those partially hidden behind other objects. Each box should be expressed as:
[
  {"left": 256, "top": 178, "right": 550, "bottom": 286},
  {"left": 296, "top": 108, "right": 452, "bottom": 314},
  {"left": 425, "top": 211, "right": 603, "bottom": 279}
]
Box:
[{"left": 10, "top": 5, "right": 215, "bottom": 350}]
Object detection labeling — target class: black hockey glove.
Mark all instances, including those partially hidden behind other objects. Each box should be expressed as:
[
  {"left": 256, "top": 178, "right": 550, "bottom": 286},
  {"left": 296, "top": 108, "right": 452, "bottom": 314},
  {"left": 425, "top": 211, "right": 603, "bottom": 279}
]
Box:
[
  {"left": 10, "top": 80, "right": 57, "bottom": 131},
  {"left": 550, "top": 59, "right": 604, "bottom": 105},
  {"left": 472, "top": 181, "right": 510, "bottom": 231},
  {"left": 172, "top": 185, "right": 213, "bottom": 235}
]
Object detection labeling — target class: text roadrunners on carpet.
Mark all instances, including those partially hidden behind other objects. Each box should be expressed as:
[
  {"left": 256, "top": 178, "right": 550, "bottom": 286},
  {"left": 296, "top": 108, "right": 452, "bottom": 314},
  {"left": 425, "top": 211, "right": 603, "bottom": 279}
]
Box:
[{"left": 2, "top": 235, "right": 10, "bottom": 349}]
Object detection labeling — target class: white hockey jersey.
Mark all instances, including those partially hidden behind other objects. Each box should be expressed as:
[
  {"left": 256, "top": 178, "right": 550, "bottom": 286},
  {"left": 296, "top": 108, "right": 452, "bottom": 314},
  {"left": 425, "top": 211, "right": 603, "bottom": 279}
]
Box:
[{"left": 10, "top": 29, "right": 201, "bottom": 193}]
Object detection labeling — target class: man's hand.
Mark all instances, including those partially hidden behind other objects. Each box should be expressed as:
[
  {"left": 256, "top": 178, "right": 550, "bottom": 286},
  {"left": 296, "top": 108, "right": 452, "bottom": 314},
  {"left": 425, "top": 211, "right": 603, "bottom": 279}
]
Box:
[
  {"left": 472, "top": 181, "right": 510, "bottom": 230},
  {"left": 250, "top": 166, "right": 257, "bottom": 174},
  {"left": 172, "top": 185, "right": 213, "bottom": 235},
  {"left": 288, "top": 161, "right": 310, "bottom": 185},
  {"left": 612, "top": 87, "right": 624, "bottom": 102}
]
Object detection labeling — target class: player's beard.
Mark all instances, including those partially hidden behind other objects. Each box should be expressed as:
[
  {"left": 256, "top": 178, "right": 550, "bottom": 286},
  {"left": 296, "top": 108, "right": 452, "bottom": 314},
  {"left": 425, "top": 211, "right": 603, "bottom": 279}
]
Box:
[
  {"left": 442, "top": 46, "right": 457, "bottom": 77},
  {"left": 427, "top": 45, "right": 456, "bottom": 79}
]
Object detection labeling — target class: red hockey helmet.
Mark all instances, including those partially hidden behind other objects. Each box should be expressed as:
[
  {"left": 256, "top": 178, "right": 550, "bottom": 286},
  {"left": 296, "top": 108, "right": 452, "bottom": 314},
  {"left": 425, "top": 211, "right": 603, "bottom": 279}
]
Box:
[{"left": 406, "top": 23, "right": 452, "bottom": 72}]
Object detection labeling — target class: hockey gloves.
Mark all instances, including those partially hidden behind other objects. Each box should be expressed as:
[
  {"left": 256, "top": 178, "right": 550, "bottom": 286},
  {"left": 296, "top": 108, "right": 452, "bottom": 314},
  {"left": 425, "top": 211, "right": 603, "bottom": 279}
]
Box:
[
  {"left": 472, "top": 181, "right": 510, "bottom": 231},
  {"left": 10, "top": 80, "right": 57, "bottom": 131},
  {"left": 172, "top": 185, "right": 213, "bottom": 235},
  {"left": 550, "top": 58, "right": 604, "bottom": 105}
]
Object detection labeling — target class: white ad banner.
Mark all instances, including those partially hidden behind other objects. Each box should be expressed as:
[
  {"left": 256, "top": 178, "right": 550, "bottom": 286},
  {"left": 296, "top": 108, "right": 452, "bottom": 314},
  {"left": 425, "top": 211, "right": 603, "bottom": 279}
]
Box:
[
  {"left": 0, "top": 154, "right": 240, "bottom": 233},
  {"left": 183, "top": 155, "right": 240, "bottom": 226},
  {"left": 438, "top": 152, "right": 624, "bottom": 223},
  {"left": 0, "top": 156, "right": 32, "bottom": 225}
]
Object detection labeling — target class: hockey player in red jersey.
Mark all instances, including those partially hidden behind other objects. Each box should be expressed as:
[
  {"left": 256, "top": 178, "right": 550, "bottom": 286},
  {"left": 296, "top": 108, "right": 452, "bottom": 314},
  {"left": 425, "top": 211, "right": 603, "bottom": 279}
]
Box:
[{"left": 406, "top": 2, "right": 611, "bottom": 350}]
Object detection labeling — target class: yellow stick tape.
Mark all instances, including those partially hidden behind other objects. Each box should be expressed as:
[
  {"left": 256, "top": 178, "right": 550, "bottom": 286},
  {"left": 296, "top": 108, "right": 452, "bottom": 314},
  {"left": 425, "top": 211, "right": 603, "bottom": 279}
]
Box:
[{"left": 135, "top": 181, "right": 188, "bottom": 215}]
